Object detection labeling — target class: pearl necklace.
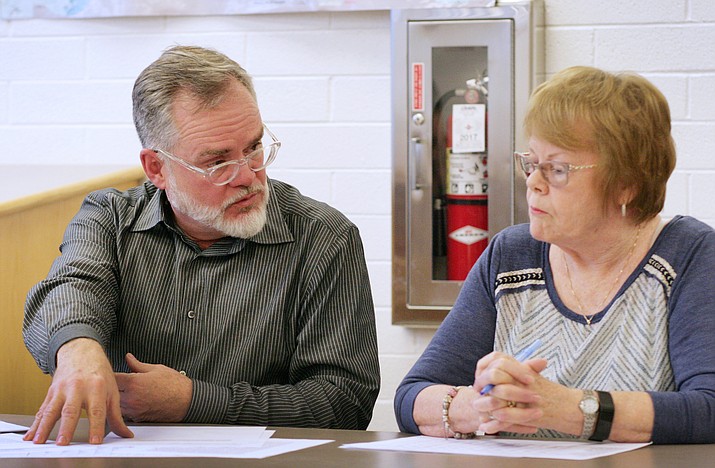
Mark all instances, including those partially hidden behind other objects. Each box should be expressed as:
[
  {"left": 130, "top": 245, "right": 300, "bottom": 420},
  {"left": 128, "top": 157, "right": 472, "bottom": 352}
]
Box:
[{"left": 562, "top": 225, "right": 642, "bottom": 326}]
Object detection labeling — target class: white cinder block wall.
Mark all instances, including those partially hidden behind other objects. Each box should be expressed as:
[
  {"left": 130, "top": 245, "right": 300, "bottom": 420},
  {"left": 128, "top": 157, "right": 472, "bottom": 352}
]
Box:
[{"left": 1, "top": 0, "right": 713, "bottom": 432}]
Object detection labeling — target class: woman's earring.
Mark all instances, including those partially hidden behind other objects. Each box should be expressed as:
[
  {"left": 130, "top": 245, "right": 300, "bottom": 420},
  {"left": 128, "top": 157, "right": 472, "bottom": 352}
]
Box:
[{"left": 621, "top": 204, "right": 627, "bottom": 217}]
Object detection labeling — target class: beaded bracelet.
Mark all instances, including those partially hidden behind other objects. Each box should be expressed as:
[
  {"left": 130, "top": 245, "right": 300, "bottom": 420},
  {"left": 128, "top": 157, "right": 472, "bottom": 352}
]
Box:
[{"left": 442, "top": 385, "right": 478, "bottom": 439}]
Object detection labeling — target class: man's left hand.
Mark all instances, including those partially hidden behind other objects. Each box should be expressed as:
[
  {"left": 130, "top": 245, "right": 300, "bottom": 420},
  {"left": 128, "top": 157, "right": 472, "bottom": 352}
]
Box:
[{"left": 114, "top": 353, "right": 192, "bottom": 423}]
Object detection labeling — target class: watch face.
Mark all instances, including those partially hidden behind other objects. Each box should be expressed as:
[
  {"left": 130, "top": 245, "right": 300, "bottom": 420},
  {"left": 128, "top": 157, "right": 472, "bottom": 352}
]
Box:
[{"left": 580, "top": 397, "right": 599, "bottom": 414}]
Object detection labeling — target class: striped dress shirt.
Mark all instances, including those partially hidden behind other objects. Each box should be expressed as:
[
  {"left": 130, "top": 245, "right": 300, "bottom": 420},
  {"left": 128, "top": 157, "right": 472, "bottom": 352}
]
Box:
[{"left": 24, "top": 179, "right": 380, "bottom": 429}]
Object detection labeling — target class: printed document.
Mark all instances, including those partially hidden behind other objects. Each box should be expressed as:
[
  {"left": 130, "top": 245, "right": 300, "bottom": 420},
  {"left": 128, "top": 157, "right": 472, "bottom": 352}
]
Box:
[
  {"left": 0, "top": 421, "right": 331, "bottom": 459},
  {"left": 341, "top": 435, "right": 651, "bottom": 460}
]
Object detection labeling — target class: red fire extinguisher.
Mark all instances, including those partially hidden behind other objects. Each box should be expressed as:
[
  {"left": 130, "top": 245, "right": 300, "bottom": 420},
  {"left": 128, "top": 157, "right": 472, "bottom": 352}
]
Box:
[{"left": 445, "top": 77, "right": 489, "bottom": 281}]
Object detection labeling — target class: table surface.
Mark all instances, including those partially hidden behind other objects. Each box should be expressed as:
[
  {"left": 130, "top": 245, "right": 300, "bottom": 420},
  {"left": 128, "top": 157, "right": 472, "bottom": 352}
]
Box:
[{"left": 1, "top": 415, "right": 713, "bottom": 467}]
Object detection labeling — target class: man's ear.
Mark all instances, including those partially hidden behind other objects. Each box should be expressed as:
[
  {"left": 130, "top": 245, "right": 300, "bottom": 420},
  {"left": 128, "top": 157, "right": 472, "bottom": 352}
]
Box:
[{"left": 140, "top": 149, "right": 168, "bottom": 190}]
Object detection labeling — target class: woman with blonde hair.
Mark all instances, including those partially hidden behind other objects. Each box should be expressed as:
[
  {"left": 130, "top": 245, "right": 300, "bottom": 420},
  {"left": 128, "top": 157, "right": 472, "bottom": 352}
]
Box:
[{"left": 394, "top": 66, "right": 715, "bottom": 444}]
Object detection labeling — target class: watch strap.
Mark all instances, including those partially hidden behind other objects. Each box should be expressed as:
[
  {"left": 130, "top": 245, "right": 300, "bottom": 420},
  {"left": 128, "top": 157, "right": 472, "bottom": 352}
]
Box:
[
  {"left": 590, "top": 391, "right": 615, "bottom": 442},
  {"left": 579, "top": 389, "right": 599, "bottom": 439}
]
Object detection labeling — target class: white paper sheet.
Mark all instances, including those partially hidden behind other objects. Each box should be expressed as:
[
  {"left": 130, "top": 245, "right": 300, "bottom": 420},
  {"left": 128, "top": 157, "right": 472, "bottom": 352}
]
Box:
[
  {"left": 341, "top": 435, "right": 651, "bottom": 461},
  {"left": 0, "top": 421, "right": 29, "bottom": 433},
  {"left": 0, "top": 423, "right": 332, "bottom": 459},
  {"left": 114, "top": 425, "right": 273, "bottom": 446}
]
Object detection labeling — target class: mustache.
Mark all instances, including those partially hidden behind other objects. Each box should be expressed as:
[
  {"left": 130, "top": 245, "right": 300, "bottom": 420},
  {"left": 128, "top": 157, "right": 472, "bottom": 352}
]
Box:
[{"left": 222, "top": 184, "right": 264, "bottom": 209}]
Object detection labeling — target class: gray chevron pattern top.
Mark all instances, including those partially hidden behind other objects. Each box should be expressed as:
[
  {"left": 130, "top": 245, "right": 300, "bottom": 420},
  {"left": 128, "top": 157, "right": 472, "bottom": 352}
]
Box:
[
  {"left": 494, "top": 259, "right": 675, "bottom": 439},
  {"left": 396, "top": 216, "right": 715, "bottom": 443}
]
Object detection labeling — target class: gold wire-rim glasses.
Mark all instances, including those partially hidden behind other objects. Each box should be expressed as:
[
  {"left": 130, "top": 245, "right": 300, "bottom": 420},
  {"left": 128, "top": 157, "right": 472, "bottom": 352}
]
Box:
[{"left": 514, "top": 151, "right": 597, "bottom": 187}]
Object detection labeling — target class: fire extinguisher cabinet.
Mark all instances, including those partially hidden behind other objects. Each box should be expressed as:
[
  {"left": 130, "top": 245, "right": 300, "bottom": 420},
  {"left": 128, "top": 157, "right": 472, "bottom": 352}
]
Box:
[{"left": 391, "top": 0, "right": 543, "bottom": 325}]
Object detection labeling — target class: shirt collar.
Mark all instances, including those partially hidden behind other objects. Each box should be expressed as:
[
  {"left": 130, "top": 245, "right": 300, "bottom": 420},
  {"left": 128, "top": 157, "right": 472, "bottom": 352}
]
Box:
[
  {"left": 249, "top": 179, "right": 294, "bottom": 245},
  {"left": 131, "top": 183, "right": 164, "bottom": 232},
  {"left": 130, "top": 180, "right": 294, "bottom": 247}
]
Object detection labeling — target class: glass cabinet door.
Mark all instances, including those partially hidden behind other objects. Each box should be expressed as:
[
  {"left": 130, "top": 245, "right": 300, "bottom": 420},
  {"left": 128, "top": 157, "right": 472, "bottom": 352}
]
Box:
[
  {"left": 391, "top": 3, "right": 541, "bottom": 325},
  {"left": 406, "top": 19, "right": 513, "bottom": 309}
]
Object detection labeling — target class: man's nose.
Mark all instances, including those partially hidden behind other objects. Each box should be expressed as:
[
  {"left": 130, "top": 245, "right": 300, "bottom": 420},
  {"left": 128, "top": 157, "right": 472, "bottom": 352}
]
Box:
[{"left": 226, "top": 161, "right": 256, "bottom": 187}]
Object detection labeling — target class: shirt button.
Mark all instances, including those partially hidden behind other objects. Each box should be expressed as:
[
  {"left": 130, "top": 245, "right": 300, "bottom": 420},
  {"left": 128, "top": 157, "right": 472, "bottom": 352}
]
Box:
[
  {"left": 187, "top": 310, "right": 196, "bottom": 319},
  {"left": 179, "top": 370, "right": 187, "bottom": 376}
]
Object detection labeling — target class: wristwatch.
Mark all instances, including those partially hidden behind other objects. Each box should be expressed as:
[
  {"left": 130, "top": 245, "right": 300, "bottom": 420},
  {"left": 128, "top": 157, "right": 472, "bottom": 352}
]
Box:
[{"left": 578, "top": 389, "right": 600, "bottom": 439}]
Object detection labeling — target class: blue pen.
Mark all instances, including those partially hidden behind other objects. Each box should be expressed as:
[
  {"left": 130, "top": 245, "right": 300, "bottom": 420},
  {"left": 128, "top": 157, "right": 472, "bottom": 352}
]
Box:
[{"left": 480, "top": 339, "right": 542, "bottom": 396}]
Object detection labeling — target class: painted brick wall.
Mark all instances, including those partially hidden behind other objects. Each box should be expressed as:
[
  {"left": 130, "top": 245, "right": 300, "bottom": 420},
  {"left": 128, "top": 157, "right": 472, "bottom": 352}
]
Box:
[{"left": 1, "top": 1, "right": 713, "bottom": 432}]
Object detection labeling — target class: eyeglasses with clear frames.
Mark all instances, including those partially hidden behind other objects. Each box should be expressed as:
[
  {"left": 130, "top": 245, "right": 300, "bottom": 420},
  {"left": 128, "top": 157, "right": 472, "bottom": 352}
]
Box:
[
  {"left": 153, "top": 124, "right": 281, "bottom": 186},
  {"left": 514, "top": 152, "right": 597, "bottom": 188}
]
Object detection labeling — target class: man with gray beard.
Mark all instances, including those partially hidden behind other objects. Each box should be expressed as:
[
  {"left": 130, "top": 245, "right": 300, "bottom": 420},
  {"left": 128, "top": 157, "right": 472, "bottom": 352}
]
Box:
[{"left": 22, "top": 45, "right": 380, "bottom": 446}]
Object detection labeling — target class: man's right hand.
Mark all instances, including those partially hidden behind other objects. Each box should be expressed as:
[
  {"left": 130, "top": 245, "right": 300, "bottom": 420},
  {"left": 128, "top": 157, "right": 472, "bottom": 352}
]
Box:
[{"left": 22, "top": 337, "right": 134, "bottom": 446}]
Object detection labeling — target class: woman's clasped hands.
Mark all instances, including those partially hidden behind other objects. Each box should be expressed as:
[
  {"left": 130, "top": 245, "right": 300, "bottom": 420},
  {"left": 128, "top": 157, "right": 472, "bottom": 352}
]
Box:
[{"left": 469, "top": 351, "right": 550, "bottom": 434}]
